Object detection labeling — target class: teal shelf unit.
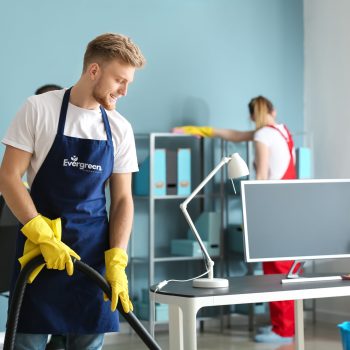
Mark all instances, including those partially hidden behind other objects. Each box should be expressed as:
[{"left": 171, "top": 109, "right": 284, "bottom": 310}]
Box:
[{"left": 129, "top": 133, "right": 227, "bottom": 326}]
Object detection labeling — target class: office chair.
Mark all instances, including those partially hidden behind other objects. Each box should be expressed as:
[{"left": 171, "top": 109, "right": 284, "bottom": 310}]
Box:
[{"left": 0, "top": 196, "right": 19, "bottom": 297}]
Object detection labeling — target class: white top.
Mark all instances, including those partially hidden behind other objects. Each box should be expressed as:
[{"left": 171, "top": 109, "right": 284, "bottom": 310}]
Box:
[
  {"left": 2, "top": 89, "right": 138, "bottom": 187},
  {"left": 253, "top": 124, "right": 295, "bottom": 180}
]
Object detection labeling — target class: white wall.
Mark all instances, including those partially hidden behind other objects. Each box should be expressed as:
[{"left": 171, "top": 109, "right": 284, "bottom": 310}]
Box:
[
  {"left": 304, "top": 0, "right": 350, "bottom": 322},
  {"left": 304, "top": 0, "right": 350, "bottom": 178}
]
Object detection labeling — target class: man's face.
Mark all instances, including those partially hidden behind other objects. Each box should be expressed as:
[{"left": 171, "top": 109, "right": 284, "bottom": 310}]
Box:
[{"left": 92, "top": 60, "right": 135, "bottom": 111}]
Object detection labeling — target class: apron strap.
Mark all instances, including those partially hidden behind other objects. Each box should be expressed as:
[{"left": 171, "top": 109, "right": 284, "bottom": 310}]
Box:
[
  {"left": 100, "top": 107, "right": 113, "bottom": 144},
  {"left": 57, "top": 88, "right": 71, "bottom": 135}
]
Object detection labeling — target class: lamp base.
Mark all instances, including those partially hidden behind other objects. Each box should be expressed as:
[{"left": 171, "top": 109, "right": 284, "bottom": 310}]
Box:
[{"left": 192, "top": 278, "right": 229, "bottom": 288}]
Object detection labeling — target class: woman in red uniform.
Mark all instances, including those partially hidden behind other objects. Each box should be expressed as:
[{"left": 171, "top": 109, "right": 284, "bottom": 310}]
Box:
[{"left": 174, "top": 95, "right": 296, "bottom": 343}]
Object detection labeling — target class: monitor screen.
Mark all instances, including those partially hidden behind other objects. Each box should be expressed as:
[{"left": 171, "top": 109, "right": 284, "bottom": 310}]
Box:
[{"left": 241, "top": 179, "right": 350, "bottom": 262}]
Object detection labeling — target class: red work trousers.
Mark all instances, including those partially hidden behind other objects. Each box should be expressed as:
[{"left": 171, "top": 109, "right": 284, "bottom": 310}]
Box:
[{"left": 263, "top": 260, "right": 295, "bottom": 337}]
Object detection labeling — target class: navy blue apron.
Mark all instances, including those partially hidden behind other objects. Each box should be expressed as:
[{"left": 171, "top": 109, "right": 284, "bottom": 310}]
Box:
[{"left": 11, "top": 88, "right": 119, "bottom": 334}]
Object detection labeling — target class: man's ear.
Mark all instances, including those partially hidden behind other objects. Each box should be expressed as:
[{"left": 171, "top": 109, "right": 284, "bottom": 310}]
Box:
[
  {"left": 272, "top": 109, "right": 277, "bottom": 118},
  {"left": 87, "top": 63, "right": 100, "bottom": 81}
]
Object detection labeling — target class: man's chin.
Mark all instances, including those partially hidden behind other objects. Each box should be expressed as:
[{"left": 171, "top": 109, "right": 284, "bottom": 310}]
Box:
[
  {"left": 104, "top": 104, "right": 116, "bottom": 111},
  {"left": 99, "top": 100, "right": 116, "bottom": 111}
]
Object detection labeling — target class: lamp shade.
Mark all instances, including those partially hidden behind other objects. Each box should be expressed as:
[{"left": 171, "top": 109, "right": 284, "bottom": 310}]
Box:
[{"left": 227, "top": 153, "right": 249, "bottom": 179}]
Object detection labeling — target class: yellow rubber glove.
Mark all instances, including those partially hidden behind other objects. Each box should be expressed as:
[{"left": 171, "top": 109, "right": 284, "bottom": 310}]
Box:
[
  {"left": 19, "top": 215, "right": 80, "bottom": 282},
  {"left": 172, "top": 125, "right": 214, "bottom": 137},
  {"left": 104, "top": 247, "right": 133, "bottom": 313},
  {"left": 19, "top": 216, "right": 70, "bottom": 283},
  {"left": 19, "top": 216, "right": 58, "bottom": 283}
]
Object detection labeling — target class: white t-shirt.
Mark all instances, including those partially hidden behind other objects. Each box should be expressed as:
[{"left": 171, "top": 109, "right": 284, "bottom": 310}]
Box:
[
  {"left": 2, "top": 89, "right": 138, "bottom": 187},
  {"left": 253, "top": 124, "right": 295, "bottom": 180}
]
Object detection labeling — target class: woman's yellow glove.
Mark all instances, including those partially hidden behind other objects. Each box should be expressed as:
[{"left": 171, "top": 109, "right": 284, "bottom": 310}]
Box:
[
  {"left": 20, "top": 215, "right": 80, "bottom": 281},
  {"left": 104, "top": 247, "right": 133, "bottom": 313},
  {"left": 172, "top": 126, "right": 214, "bottom": 137}
]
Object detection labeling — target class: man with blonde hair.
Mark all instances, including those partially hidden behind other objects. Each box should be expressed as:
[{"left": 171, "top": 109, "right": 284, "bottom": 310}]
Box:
[{"left": 0, "top": 33, "right": 145, "bottom": 350}]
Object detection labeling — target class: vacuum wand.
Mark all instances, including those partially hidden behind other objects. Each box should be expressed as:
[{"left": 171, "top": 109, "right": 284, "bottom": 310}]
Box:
[{"left": 4, "top": 255, "right": 161, "bottom": 350}]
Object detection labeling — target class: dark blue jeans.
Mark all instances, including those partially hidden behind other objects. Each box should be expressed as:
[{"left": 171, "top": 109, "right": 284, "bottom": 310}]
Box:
[{"left": 14, "top": 333, "right": 104, "bottom": 350}]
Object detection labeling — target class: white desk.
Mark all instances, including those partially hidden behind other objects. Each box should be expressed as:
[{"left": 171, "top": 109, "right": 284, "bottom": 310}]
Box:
[{"left": 150, "top": 274, "right": 350, "bottom": 350}]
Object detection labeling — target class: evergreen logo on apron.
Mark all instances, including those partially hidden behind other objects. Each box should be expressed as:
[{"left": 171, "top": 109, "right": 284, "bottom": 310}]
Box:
[{"left": 63, "top": 155, "right": 103, "bottom": 172}]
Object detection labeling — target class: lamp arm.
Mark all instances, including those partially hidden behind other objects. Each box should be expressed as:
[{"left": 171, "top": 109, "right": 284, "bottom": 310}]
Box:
[
  {"left": 180, "top": 205, "right": 212, "bottom": 268},
  {"left": 180, "top": 156, "right": 231, "bottom": 279}
]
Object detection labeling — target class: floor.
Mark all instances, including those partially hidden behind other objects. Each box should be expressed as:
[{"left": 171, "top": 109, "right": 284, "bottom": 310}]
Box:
[{"left": 102, "top": 319, "right": 343, "bottom": 350}]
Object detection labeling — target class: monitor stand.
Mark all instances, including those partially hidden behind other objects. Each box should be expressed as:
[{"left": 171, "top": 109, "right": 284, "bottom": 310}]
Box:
[{"left": 281, "top": 260, "right": 342, "bottom": 284}]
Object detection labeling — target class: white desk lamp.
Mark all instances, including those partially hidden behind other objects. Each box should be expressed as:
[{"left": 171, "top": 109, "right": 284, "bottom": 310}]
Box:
[{"left": 180, "top": 153, "right": 249, "bottom": 288}]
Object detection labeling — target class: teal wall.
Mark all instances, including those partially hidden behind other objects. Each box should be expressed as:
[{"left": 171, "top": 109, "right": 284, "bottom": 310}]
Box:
[
  {"left": 0, "top": 0, "right": 303, "bottom": 155},
  {"left": 0, "top": 0, "right": 304, "bottom": 330}
]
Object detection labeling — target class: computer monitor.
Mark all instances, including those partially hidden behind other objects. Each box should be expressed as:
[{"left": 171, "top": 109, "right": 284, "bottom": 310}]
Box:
[{"left": 241, "top": 179, "right": 350, "bottom": 263}]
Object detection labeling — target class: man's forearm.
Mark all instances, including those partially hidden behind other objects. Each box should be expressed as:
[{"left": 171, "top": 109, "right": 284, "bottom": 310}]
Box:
[
  {"left": 0, "top": 171, "right": 38, "bottom": 224},
  {"left": 108, "top": 196, "right": 134, "bottom": 250}
]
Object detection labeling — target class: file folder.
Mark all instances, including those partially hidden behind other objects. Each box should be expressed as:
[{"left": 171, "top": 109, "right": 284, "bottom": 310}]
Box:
[
  {"left": 133, "top": 148, "right": 166, "bottom": 196},
  {"left": 177, "top": 148, "right": 191, "bottom": 196}
]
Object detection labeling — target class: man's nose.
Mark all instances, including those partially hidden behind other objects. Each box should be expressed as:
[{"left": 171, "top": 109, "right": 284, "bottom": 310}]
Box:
[{"left": 119, "top": 84, "right": 128, "bottom": 97}]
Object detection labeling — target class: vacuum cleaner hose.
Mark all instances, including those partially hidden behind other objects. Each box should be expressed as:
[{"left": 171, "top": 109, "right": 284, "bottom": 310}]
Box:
[{"left": 4, "top": 255, "right": 161, "bottom": 350}]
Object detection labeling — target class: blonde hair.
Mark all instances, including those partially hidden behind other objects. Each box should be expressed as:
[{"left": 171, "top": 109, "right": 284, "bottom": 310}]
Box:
[
  {"left": 248, "top": 96, "right": 274, "bottom": 129},
  {"left": 83, "top": 33, "right": 146, "bottom": 71}
]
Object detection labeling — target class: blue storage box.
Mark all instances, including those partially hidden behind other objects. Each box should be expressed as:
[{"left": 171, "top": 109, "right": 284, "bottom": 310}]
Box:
[{"left": 338, "top": 321, "right": 350, "bottom": 350}]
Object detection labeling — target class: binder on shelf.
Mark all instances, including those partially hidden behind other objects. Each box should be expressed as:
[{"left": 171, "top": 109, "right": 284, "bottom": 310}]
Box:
[
  {"left": 134, "top": 147, "right": 191, "bottom": 197},
  {"left": 133, "top": 148, "right": 166, "bottom": 196},
  {"left": 153, "top": 149, "right": 167, "bottom": 196},
  {"left": 166, "top": 148, "right": 191, "bottom": 195},
  {"left": 177, "top": 148, "right": 191, "bottom": 196},
  {"left": 166, "top": 150, "right": 177, "bottom": 195}
]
